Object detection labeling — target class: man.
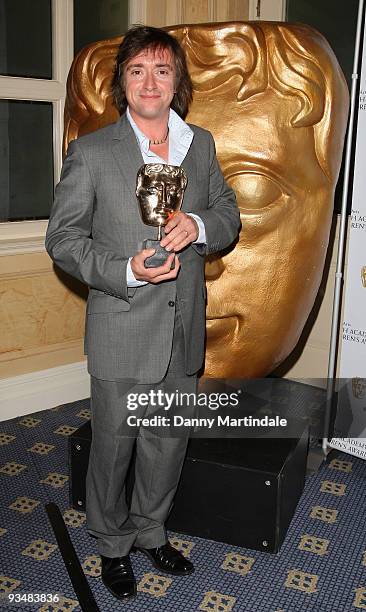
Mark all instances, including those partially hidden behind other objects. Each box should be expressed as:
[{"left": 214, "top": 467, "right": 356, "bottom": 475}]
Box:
[{"left": 46, "top": 25, "right": 240, "bottom": 601}]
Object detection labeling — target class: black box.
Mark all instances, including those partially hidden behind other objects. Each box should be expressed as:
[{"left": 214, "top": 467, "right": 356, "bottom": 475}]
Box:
[
  {"left": 69, "top": 422, "right": 308, "bottom": 553},
  {"left": 69, "top": 420, "right": 92, "bottom": 512},
  {"left": 167, "top": 431, "right": 309, "bottom": 553}
]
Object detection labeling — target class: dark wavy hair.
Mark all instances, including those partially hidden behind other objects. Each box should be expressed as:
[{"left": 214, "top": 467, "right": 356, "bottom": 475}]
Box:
[{"left": 111, "top": 25, "right": 193, "bottom": 119}]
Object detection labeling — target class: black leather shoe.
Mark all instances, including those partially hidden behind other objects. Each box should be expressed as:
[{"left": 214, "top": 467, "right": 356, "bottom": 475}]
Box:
[
  {"left": 132, "top": 542, "right": 194, "bottom": 576},
  {"left": 101, "top": 554, "right": 137, "bottom": 600}
]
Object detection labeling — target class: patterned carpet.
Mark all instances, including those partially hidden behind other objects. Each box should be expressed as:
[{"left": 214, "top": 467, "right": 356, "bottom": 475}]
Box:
[{"left": 0, "top": 398, "right": 365, "bottom": 612}]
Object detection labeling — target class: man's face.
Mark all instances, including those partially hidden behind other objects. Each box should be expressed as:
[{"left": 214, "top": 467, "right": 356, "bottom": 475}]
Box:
[
  {"left": 136, "top": 166, "right": 185, "bottom": 226},
  {"left": 123, "top": 47, "right": 176, "bottom": 123},
  {"left": 187, "top": 86, "right": 333, "bottom": 377},
  {"left": 352, "top": 378, "right": 366, "bottom": 399}
]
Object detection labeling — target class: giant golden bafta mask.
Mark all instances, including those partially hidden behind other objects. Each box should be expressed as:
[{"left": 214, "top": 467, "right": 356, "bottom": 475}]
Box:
[{"left": 64, "top": 22, "right": 349, "bottom": 378}]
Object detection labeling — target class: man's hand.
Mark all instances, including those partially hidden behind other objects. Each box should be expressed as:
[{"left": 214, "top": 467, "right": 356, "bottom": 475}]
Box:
[
  {"left": 160, "top": 212, "right": 198, "bottom": 252},
  {"left": 131, "top": 249, "right": 180, "bottom": 283}
]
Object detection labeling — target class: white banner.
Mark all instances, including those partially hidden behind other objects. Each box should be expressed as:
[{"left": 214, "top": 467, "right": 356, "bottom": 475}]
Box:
[{"left": 330, "top": 16, "right": 366, "bottom": 458}]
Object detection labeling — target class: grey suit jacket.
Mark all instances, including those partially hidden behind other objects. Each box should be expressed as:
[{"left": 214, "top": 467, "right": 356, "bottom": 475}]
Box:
[{"left": 45, "top": 114, "right": 240, "bottom": 382}]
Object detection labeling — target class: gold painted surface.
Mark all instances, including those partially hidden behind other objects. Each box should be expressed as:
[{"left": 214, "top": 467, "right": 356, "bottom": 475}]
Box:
[{"left": 63, "top": 22, "right": 349, "bottom": 377}]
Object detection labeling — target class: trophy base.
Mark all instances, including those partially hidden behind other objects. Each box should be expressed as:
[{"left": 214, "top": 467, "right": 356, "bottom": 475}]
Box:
[{"left": 143, "top": 239, "right": 174, "bottom": 269}]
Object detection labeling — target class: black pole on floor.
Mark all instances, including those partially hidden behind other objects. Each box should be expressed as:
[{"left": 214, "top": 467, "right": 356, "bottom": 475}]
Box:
[{"left": 45, "top": 502, "right": 100, "bottom": 612}]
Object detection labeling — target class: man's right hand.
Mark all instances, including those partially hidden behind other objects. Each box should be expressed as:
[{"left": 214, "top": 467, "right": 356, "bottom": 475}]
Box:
[{"left": 130, "top": 249, "right": 180, "bottom": 283}]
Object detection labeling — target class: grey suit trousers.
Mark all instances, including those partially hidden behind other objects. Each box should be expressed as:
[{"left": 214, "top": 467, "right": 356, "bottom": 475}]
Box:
[{"left": 86, "top": 302, "right": 197, "bottom": 557}]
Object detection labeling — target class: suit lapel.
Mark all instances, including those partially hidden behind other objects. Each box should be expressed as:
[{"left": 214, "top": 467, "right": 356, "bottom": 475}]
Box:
[
  {"left": 111, "top": 114, "right": 144, "bottom": 201},
  {"left": 181, "top": 139, "right": 199, "bottom": 212}
]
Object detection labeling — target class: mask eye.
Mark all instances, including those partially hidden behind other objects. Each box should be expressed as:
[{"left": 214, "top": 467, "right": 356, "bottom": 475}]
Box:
[{"left": 227, "top": 172, "right": 285, "bottom": 211}]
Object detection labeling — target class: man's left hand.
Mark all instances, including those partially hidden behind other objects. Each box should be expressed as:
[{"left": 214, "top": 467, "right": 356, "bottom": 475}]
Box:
[{"left": 160, "top": 212, "right": 198, "bottom": 252}]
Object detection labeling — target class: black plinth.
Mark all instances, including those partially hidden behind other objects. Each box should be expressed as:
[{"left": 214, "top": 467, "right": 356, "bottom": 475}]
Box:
[
  {"left": 69, "top": 422, "right": 308, "bottom": 553},
  {"left": 166, "top": 431, "right": 309, "bottom": 553},
  {"left": 68, "top": 420, "right": 92, "bottom": 512}
]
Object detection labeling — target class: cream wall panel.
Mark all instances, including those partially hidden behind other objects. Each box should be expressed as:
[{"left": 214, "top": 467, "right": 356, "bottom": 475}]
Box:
[
  {"left": 249, "top": 0, "right": 286, "bottom": 21},
  {"left": 166, "top": 0, "right": 183, "bottom": 25},
  {"left": 227, "top": 0, "right": 249, "bottom": 20},
  {"left": 145, "top": 0, "right": 168, "bottom": 27},
  {"left": 211, "top": 0, "right": 249, "bottom": 21},
  {"left": 0, "top": 341, "right": 85, "bottom": 379},
  {"left": 182, "top": 0, "right": 209, "bottom": 23},
  {"left": 0, "top": 252, "right": 86, "bottom": 379},
  {"left": 130, "top": 0, "right": 249, "bottom": 27},
  {"left": 128, "top": 0, "right": 147, "bottom": 26}
]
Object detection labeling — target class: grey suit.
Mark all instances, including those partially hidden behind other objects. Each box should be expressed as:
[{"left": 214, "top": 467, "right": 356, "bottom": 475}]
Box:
[
  {"left": 46, "top": 114, "right": 240, "bottom": 382},
  {"left": 46, "top": 113, "right": 240, "bottom": 555}
]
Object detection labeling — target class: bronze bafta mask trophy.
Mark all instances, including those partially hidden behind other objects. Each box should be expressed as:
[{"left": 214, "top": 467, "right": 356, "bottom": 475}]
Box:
[{"left": 136, "top": 163, "right": 188, "bottom": 267}]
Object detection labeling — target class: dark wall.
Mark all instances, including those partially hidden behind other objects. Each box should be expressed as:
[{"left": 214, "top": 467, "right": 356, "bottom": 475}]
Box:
[
  {"left": 287, "top": 0, "right": 362, "bottom": 213},
  {"left": 287, "top": 0, "right": 359, "bottom": 91}
]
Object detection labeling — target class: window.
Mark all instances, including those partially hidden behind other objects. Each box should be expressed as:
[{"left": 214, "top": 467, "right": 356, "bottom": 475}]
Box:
[
  {"left": 74, "top": 0, "right": 128, "bottom": 55},
  {"left": 0, "top": 0, "right": 73, "bottom": 252},
  {"left": 0, "top": 100, "right": 54, "bottom": 222},
  {"left": 0, "top": 0, "right": 52, "bottom": 79}
]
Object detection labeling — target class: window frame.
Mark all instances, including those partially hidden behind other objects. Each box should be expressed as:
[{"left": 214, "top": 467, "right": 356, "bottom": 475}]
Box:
[
  {"left": 0, "top": 0, "right": 73, "bottom": 255},
  {"left": 248, "top": 0, "right": 286, "bottom": 21}
]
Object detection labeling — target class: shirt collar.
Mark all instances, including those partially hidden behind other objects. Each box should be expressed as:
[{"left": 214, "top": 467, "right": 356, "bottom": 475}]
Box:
[{"left": 126, "top": 106, "right": 193, "bottom": 154}]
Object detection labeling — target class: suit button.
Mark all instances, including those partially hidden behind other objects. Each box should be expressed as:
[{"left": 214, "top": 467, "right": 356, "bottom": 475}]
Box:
[{"left": 168, "top": 300, "right": 175, "bottom": 307}]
